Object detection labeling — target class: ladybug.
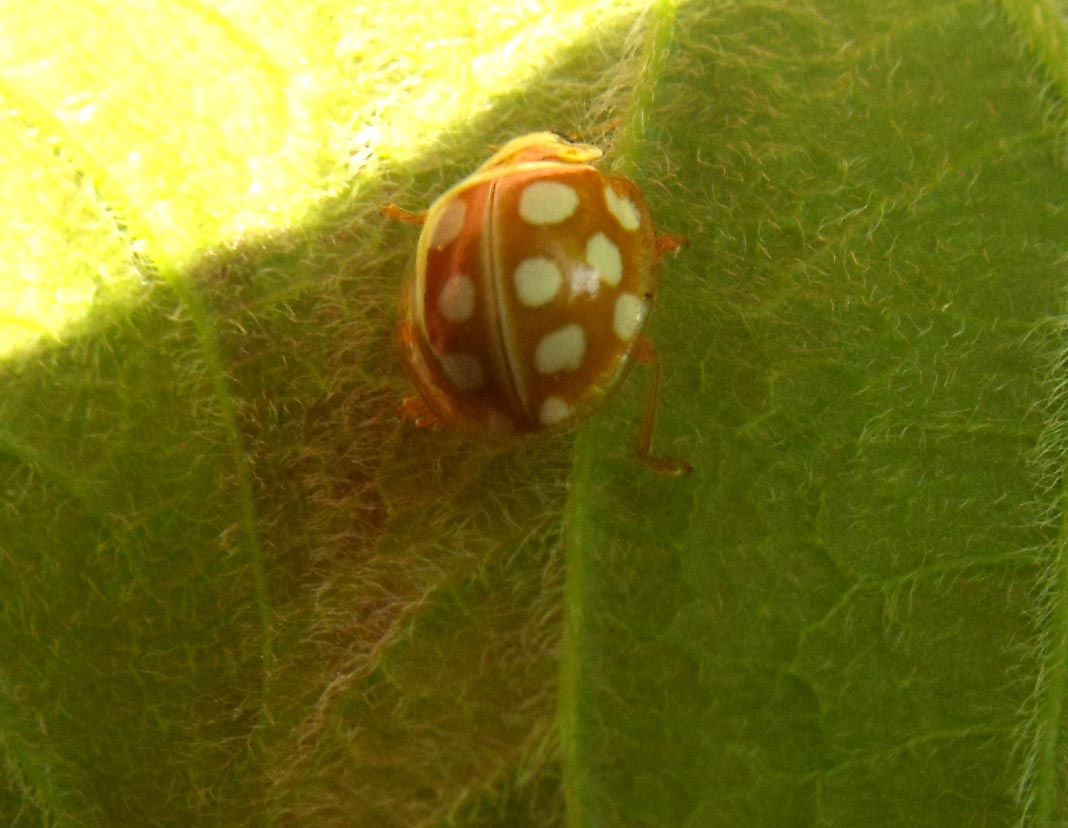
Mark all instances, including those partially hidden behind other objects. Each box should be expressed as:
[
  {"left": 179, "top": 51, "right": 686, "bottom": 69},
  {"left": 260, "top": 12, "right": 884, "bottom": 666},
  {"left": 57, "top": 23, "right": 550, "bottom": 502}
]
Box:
[{"left": 384, "top": 132, "right": 690, "bottom": 474}]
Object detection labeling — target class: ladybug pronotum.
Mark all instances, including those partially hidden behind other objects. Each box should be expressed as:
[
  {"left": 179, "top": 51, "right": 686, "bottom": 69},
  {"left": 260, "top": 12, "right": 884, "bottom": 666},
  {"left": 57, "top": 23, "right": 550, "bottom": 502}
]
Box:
[{"left": 385, "top": 132, "right": 690, "bottom": 474}]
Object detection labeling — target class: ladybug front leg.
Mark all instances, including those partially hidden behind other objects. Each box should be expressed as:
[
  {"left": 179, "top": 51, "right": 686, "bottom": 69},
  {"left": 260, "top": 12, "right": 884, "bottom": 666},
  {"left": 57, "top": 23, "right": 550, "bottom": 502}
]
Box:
[
  {"left": 380, "top": 204, "right": 428, "bottom": 225},
  {"left": 632, "top": 336, "right": 692, "bottom": 476},
  {"left": 394, "top": 321, "right": 445, "bottom": 429},
  {"left": 654, "top": 232, "right": 688, "bottom": 262},
  {"left": 398, "top": 395, "right": 445, "bottom": 429}
]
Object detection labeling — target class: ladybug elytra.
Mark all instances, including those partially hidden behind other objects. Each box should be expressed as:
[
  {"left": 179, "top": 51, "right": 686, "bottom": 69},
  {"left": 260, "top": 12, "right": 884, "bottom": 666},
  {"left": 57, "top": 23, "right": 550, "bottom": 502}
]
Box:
[{"left": 385, "top": 132, "right": 690, "bottom": 474}]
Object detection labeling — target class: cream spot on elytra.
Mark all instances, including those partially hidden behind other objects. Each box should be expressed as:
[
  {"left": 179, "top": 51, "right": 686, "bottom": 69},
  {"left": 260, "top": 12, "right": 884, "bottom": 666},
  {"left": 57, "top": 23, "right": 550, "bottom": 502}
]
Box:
[
  {"left": 586, "top": 232, "right": 623, "bottom": 287},
  {"left": 519, "top": 180, "right": 579, "bottom": 225},
  {"left": 437, "top": 273, "right": 476, "bottom": 322},
  {"left": 535, "top": 324, "right": 586, "bottom": 375},
  {"left": 430, "top": 198, "right": 466, "bottom": 247},
  {"left": 613, "top": 292, "right": 647, "bottom": 341},
  {"left": 539, "top": 396, "right": 573, "bottom": 426},
  {"left": 604, "top": 184, "right": 641, "bottom": 231},
  {"left": 514, "top": 258, "right": 563, "bottom": 307},
  {"left": 438, "top": 352, "right": 485, "bottom": 391}
]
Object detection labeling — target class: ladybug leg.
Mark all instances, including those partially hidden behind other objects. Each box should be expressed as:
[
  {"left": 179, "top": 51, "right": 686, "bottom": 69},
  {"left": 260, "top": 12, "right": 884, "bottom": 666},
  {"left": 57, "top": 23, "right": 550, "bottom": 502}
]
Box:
[
  {"left": 395, "top": 321, "right": 446, "bottom": 430},
  {"left": 398, "top": 395, "right": 445, "bottom": 429},
  {"left": 380, "top": 204, "right": 428, "bottom": 225},
  {"left": 632, "top": 337, "right": 692, "bottom": 476},
  {"left": 655, "top": 232, "right": 688, "bottom": 262}
]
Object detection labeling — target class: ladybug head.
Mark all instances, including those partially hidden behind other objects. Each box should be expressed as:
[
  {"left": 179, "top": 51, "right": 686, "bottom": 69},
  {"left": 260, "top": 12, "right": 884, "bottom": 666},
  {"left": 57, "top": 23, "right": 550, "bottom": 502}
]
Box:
[{"left": 478, "top": 132, "right": 603, "bottom": 171}]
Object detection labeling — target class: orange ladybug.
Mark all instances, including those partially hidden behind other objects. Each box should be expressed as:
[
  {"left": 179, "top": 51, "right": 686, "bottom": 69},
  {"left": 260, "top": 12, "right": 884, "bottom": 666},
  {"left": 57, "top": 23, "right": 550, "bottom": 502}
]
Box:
[{"left": 385, "top": 132, "right": 690, "bottom": 474}]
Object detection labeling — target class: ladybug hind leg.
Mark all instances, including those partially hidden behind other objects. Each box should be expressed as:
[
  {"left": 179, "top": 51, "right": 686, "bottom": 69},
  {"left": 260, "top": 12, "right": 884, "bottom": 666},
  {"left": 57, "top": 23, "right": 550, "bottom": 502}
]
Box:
[{"left": 633, "top": 336, "right": 692, "bottom": 476}]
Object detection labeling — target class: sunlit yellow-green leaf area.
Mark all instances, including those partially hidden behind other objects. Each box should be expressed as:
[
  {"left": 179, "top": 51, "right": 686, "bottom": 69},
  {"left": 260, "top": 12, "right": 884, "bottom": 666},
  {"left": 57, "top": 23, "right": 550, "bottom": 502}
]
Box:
[{"left": 0, "top": 0, "right": 644, "bottom": 357}]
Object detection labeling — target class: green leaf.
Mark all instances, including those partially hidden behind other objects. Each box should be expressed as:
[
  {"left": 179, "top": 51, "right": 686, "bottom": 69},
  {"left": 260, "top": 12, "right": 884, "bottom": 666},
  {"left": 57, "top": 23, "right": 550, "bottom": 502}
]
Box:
[
  {"left": 1, "top": 1, "right": 1067, "bottom": 827},
  {"left": 565, "top": 1, "right": 1068, "bottom": 826}
]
